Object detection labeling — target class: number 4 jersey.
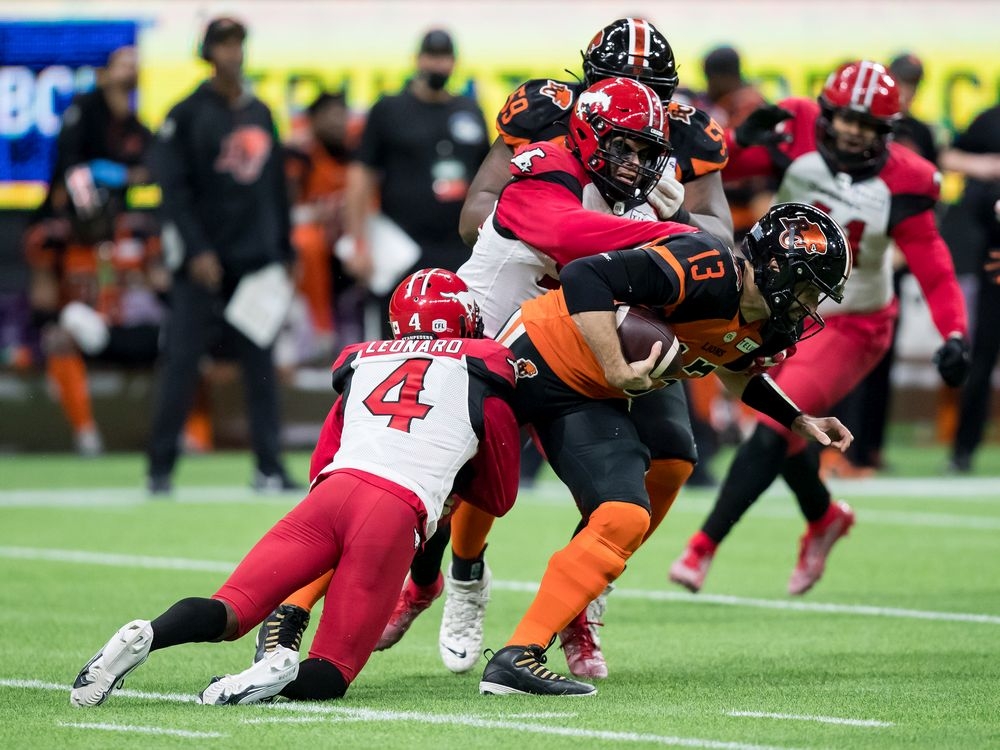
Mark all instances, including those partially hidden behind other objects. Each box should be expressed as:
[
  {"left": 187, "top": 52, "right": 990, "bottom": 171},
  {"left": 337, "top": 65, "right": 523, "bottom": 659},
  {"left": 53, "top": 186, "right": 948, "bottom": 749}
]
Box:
[{"left": 310, "top": 337, "right": 520, "bottom": 536}]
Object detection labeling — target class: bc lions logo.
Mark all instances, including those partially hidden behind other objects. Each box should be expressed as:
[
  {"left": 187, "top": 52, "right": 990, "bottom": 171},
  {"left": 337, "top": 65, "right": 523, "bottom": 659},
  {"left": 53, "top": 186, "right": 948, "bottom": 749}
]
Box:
[
  {"left": 215, "top": 125, "right": 272, "bottom": 184},
  {"left": 779, "top": 215, "right": 829, "bottom": 255},
  {"left": 515, "top": 358, "right": 539, "bottom": 379},
  {"left": 540, "top": 80, "right": 573, "bottom": 110},
  {"left": 511, "top": 147, "right": 546, "bottom": 173}
]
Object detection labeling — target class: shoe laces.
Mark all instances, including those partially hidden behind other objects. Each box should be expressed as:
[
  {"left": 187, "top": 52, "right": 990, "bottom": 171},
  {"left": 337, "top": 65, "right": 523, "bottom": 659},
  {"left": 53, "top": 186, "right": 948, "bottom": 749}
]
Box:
[
  {"left": 442, "top": 579, "right": 488, "bottom": 638},
  {"left": 516, "top": 645, "right": 568, "bottom": 682},
  {"left": 262, "top": 605, "right": 310, "bottom": 652}
]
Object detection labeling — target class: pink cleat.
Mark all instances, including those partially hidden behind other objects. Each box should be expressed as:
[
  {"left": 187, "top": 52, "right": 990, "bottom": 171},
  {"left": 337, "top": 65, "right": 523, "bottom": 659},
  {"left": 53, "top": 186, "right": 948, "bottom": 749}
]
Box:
[
  {"left": 559, "top": 585, "right": 612, "bottom": 679},
  {"left": 668, "top": 532, "right": 716, "bottom": 593},
  {"left": 788, "top": 500, "right": 855, "bottom": 595},
  {"left": 375, "top": 573, "right": 444, "bottom": 651}
]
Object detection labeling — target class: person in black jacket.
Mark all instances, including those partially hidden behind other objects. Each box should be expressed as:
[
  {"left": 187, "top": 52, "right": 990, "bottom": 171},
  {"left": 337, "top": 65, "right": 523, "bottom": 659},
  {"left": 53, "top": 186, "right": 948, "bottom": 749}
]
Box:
[{"left": 146, "top": 17, "right": 298, "bottom": 494}]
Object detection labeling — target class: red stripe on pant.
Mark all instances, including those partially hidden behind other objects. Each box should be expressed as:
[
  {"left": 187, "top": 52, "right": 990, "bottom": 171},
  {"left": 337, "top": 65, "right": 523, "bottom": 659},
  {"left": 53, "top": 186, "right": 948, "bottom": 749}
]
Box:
[{"left": 213, "top": 470, "right": 422, "bottom": 684}]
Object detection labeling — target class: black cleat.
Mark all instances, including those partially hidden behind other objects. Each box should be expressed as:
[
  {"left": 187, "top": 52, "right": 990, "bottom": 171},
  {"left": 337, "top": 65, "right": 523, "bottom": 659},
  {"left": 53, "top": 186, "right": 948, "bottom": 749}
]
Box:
[
  {"left": 479, "top": 644, "right": 596, "bottom": 696},
  {"left": 253, "top": 604, "right": 310, "bottom": 664}
]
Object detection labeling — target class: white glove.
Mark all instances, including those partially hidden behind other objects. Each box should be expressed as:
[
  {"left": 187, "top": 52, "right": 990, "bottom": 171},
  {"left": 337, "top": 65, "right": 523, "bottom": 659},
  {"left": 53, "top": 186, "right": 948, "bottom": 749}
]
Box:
[{"left": 647, "top": 173, "right": 686, "bottom": 220}]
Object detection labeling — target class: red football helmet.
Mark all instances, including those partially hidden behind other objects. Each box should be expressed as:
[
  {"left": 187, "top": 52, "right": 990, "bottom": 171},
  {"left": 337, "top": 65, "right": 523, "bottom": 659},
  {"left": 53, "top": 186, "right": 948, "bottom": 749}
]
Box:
[
  {"left": 567, "top": 77, "right": 671, "bottom": 213},
  {"left": 817, "top": 60, "right": 901, "bottom": 175},
  {"left": 388, "top": 268, "right": 483, "bottom": 339}
]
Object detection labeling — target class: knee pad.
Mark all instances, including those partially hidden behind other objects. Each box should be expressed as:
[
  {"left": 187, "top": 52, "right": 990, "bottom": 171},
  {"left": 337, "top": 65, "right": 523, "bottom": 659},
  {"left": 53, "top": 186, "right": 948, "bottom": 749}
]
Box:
[{"left": 587, "top": 501, "right": 650, "bottom": 556}]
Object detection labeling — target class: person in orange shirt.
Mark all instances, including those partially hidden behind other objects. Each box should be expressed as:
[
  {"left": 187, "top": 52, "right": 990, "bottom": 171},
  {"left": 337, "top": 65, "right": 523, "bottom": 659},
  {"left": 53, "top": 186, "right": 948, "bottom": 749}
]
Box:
[{"left": 478, "top": 201, "right": 854, "bottom": 696}]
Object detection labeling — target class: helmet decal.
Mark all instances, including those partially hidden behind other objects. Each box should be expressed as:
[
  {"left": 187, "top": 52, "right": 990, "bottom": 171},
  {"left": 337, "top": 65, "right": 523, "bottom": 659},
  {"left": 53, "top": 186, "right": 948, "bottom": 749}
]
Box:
[
  {"left": 582, "top": 18, "right": 679, "bottom": 102},
  {"left": 779, "top": 214, "right": 830, "bottom": 256},
  {"left": 388, "top": 268, "right": 483, "bottom": 340}
]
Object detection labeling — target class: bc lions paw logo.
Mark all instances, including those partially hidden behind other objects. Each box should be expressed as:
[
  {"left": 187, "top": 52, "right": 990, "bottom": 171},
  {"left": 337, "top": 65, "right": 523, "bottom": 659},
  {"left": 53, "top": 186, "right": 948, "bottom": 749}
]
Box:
[{"left": 215, "top": 125, "right": 272, "bottom": 184}]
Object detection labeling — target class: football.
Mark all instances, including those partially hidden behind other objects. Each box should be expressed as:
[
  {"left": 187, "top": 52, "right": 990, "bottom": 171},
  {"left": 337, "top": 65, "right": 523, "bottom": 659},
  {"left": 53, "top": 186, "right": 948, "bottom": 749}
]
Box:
[{"left": 615, "top": 305, "right": 682, "bottom": 380}]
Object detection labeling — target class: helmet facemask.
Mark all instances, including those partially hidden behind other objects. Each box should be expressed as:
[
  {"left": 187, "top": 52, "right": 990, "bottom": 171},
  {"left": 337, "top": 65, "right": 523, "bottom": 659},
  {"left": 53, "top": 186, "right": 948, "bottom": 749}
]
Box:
[
  {"left": 583, "top": 113, "right": 671, "bottom": 213},
  {"left": 816, "top": 102, "right": 896, "bottom": 177}
]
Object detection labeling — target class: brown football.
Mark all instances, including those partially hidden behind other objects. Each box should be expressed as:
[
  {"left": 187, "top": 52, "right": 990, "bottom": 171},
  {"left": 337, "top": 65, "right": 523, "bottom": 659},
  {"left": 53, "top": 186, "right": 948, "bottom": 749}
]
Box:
[{"left": 615, "top": 305, "right": 683, "bottom": 380}]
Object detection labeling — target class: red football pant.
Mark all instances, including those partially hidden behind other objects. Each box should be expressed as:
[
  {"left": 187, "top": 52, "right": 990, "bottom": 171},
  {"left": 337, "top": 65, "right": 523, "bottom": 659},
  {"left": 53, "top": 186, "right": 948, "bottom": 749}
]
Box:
[
  {"left": 759, "top": 305, "right": 896, "bottom": 453},
  {"left": 213, "top": 471, "right": 421, "bottom": 684}
]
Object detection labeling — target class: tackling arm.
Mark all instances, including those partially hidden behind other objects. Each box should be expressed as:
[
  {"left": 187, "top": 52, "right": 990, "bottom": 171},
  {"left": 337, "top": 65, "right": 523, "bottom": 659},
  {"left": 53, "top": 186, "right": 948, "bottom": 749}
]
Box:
[{"left": 459, "top": 137, "right": 514, "bottom": 247}]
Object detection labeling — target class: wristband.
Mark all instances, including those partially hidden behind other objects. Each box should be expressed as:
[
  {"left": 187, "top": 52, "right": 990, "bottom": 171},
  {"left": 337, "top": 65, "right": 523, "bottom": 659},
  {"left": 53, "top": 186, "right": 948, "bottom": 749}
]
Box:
[
  {"left": 741, "top": 374, "right": 802, "bottom": 428},
  {"left": 671, "top": 207, "right": 692, "bottom": 225}
]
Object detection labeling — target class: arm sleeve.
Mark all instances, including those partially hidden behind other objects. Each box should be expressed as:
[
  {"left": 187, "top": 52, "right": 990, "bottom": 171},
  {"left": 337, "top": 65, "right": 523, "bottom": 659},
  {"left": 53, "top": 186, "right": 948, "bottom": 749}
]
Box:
[
  {"left": 308, "top": 396, "right": 345, "bottom": 483},
  {"left": 153, "top": 106, "right": 211, "bottom": 258},
  {"left": 894, "top": 210, "right": 969, "bottom": 337},
  {"left": 496, "top": 178, "right": 694, "bottom": 265},
  {"left": 560, "top": 248, "right": 682, "bottom": 313},
  {"left": 455, "top": 395, "right": 521, "bottom": 517}
]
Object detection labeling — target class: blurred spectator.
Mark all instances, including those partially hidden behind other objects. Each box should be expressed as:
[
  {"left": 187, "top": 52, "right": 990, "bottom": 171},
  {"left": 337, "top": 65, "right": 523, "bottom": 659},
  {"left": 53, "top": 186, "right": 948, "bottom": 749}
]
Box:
[
  {"left": 888, "top": 54, "right": 938, "bottom": 163},
  {"left": 22, "top": 45, "right": 197, "bottom": 456},
  {"left": 341, "top": 28, "right": 490, "bottom": 339},
  {"left": 146, "top": 17, "right": 298, "bottom": 494},
  {"left": 941, "top": 102, "right": 1000, "bottom": 472}
]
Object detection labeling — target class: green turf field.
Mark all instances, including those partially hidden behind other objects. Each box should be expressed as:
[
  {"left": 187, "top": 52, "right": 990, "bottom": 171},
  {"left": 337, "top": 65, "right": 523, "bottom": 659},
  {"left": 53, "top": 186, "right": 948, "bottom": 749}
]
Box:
[{"left": 1, "top": 445, "right": 998, "bottom": 749}]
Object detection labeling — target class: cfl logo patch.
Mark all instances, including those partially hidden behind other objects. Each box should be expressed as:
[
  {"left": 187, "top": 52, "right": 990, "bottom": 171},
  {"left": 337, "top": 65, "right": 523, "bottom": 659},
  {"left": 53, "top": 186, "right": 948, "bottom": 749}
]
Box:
[{"left": 432, "top": 319, "right": 448, "bottom": 333}]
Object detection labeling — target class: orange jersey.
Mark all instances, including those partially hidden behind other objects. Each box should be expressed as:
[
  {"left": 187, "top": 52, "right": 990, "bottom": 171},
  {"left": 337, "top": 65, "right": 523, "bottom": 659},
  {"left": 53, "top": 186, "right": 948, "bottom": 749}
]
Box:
[{"left": 510, "top": 232, "right": 791, "bottom": 400}]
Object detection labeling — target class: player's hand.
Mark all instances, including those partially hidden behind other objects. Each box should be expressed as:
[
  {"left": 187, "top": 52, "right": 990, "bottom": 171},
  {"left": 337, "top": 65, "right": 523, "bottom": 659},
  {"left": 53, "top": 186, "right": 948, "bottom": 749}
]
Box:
[
  {"left": 746, "top": 344, "right": 797, "bottom": 376},
  {"left": 735, "top": 105, "right": 794, "bottom": 147},
  {"left": 791, "top": 415, "right": 853, "bottom": 451},
  {"left": 610, "top": 340, "right": 666, "bottom": 394},
  {"left": 189, "top": 251, "right": 223, "bottom": 292},
  {"left": 933, "top": 334, "right": 971, "bottom": 387},
  {"left": 648, "top": 173, "right": 686, "bottom": 221},
  {"left": 984, "top": 249, "right": 1000, "bottom": 285}
]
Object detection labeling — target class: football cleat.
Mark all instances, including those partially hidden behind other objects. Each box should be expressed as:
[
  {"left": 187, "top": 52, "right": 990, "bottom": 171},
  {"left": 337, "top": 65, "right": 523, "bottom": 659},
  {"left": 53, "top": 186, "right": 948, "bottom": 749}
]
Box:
[
  {"left": 70, "top": 620, "right": 153, "bottom": 707},
  {"left": 253, "top": 603, "right": 311, "bottom": 664},
  {"left": 668, "top": 538, "right": 715, "bottom": 593},
  {"left": 558, "top": 584, "right": 612, "bottom": 679},
  {"left": 480, "top": 644, "right": 596, "bottom": 697},
  {"left": 788, "top": 500, "right": 856, "bottom": 595},
  {"left": 198, "top": 645, "right": 299, "bottom": 705},
  {"left": 374, "top": 573, "right": 443, "bottom": 651},
  {"left": 439, "top": 562, "right": 491, "bottom": 673}
]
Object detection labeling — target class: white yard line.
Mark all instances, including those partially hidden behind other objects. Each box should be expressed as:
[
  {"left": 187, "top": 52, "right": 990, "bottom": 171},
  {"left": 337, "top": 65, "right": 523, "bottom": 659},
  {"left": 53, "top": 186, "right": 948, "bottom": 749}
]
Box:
[
  {"left": 726, "top": 711, "right": 893, "bottom": 728},
  {"left": 57, "top": 720, "right": 225, "bottom": 738},
  {"left": 2, "top": 546, "right": 998, "bottom": 625},
  {"left": 9, "top": 680, "right": 797, "bottom": 750}
]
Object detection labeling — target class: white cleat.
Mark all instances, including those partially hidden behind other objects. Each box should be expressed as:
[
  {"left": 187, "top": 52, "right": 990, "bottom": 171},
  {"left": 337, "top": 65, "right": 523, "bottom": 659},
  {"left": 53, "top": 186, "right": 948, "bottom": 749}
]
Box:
[
  {"left": 198, "top": 645, "right": 299, "bottom": 705},
  {"left": 70, "top": 620, "right": 153, "bottom": 707},
  {"left": 439, "top": 562, "right": 491, "bottom": 673}
]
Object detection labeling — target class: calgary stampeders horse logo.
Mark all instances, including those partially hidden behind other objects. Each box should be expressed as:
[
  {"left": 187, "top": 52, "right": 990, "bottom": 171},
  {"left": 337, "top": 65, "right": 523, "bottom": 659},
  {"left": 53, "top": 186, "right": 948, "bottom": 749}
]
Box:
[
  {"left": 779, "top": 214, "right": 829, "bottom": 255},
  {"left": 215, "top": 125, "right": 272, "bottom": 184}
]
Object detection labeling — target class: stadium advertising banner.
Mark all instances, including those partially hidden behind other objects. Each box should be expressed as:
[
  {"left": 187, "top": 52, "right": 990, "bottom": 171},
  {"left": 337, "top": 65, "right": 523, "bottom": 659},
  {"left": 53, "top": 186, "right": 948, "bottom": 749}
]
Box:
[{"left": 0, "top": 0, "right": 997, "bottom": 209}]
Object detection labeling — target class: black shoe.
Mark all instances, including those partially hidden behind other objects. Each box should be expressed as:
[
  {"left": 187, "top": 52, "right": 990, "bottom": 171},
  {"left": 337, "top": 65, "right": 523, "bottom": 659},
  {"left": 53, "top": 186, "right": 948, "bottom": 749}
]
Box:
[
  {"left": 253, "top": 604, "right": 311, "bottom": 664},
  {"left": 947, "top": 453, "right": 972, "bottom": 474},
  {"left": 479, "top": 644, "right": 596, "bottom": 696},
  {"left": 146, "top": 474, "right": 173, "bottom": 497},
  {"left": 252, "top": 470, "right": 303, "bottom": 494}
]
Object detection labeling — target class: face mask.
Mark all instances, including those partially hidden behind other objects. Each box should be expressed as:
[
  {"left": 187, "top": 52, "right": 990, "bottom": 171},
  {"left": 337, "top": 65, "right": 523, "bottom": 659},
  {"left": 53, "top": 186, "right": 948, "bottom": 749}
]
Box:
[{"left": 422, "top": 70, "right": 450, "bottom": 91}]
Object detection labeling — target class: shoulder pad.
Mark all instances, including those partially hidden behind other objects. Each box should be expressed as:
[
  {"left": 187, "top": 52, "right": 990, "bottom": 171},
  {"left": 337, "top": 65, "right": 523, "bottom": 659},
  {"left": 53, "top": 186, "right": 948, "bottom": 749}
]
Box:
[
  {"left": 496, "top": 79, "right": 582, "bottom": 147},
  {"left": 664, "top": 102, "right": 728, "bottom": 180},
  {"left": 509, "top": 140, "right": 580, "bottom": 179},
  {"left": 882, "top": 144, "right": 942, "bottom": 199}
]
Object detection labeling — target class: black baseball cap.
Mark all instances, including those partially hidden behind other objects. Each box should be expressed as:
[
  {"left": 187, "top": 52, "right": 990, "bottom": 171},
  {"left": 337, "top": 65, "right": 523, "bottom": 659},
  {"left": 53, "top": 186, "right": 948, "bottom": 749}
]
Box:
[
  {"left": 703, "top": 46, "right": 741, "bottom": 78},
  {"left": 201, "top": 16, "right": 247, "bottom": 61},
  {"left": 889, "top": 53, "right": 924, "bottom": 85},
  {"left": 418, "top": 29, "right": 454, "bottom": 56}
]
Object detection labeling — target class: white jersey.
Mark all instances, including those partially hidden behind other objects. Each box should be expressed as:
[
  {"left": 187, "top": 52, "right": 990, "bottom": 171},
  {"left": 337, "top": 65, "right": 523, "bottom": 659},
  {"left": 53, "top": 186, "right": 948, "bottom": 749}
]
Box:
[
  {"left": 322, "top": 340, "right": 479, "bottom": 535},
  {"left": 776, "top": 152, "right": 894, "bottom": 316}
]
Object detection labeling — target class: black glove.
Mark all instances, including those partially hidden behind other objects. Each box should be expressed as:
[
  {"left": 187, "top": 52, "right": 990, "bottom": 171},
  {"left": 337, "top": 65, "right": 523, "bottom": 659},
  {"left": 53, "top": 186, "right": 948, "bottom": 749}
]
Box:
[
  {"left": 735, "top": 105, "right": 794, "bottom": 147},
  {"left": 933, "top": 336, "right": 971, "bottom": 387}
]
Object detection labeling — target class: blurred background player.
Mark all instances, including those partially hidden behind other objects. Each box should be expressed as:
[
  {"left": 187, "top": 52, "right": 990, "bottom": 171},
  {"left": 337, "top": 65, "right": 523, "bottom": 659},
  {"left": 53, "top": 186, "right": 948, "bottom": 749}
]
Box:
[
  {"left": 146, "top": 17, "right": 298, "bottom": 494},
  {"left": 670, "top": 60, "right": 970, "bottom": 596},
  {"left": 479, "top": 201, "right": 853, "bottom": 696},
  {"left": 70, "top": 269, "right": 520, "bottom": 707},
  {"left": 23, "top": 45, "right": 211, "bottom": 456},
  {"left": 341, "top": 28, "right": 490, "bottom": 340},
  {"left": 940, "top": 100, "right": 1000, "bottom": 472}
]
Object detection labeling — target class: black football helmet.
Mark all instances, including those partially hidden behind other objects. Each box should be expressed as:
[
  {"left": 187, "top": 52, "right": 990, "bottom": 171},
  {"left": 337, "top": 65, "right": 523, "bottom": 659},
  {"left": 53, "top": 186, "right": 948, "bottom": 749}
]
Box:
[
  {"left": 742, "top": 202, "right": 852, "bottom": 339},
  {"left": 582, "top": 18, "right": 679, "bottom": 103}
]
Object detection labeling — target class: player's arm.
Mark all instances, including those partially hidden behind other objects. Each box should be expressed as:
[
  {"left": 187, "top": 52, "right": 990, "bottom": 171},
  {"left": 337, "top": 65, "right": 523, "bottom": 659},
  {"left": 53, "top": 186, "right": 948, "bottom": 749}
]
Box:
[
  {"left": 459, "top": 137, "right": 514, "bottom": 247},
  {"left": 679, "top": 171, "right": 734, "bottom": 248},
  {"left": 455, "top": 395, "right": 521, "bottom": 517},
  {"left": 715, "top": 369, "right": 853, "bottom": 450},
  {"left": 308, "top": 396, "right": 345, "bottom": 484}
]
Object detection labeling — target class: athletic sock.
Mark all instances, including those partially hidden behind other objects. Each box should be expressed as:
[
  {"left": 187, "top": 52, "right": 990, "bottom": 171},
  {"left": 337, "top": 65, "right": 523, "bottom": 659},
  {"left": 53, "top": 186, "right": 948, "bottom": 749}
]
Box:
[
  {"left": 410, "top": 521, "right": 450, "bottom": 587},
  {"left": 781, "top": 446, "right": 832, "bottom": 523},
  {"left": 47, "top": 352, "right": 93, "bottom": 431},
  {"left": 643, "top": 458, "right": 694, "bottom": 542},
  {"left": 283, "top": 571, "right": 333, "bottom": 611},
  {"left": 150, "top": 597, "right": 228, "bottom": 651}
]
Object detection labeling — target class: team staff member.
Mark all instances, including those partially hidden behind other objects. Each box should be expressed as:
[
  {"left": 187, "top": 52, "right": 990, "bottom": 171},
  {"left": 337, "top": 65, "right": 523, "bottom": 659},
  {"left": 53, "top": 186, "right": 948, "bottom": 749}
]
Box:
[
  {"left": 146, "top": 17, "right": 297, "bottom": 494},
  {"left": 479, "top": 201, "right": 854, "bottom": 696},
  {"left": 71, "top": 269, "right": 520, "bottom": 707},
  {"left": 670, "top": 61, "right": 969, "bottom": 596}
]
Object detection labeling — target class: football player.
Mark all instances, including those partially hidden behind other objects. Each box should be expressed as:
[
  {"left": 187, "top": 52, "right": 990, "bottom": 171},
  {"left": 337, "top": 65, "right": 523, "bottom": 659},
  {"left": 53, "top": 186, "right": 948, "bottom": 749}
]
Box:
[
  {"left": 70, "top": 269, "right": 520, "bottom": 707},
  {"left": 669, "top": 61, "right": 970, "bottom": 596},
  {"left": 479, "top": 201, "right": 854, "bottom": 696}
]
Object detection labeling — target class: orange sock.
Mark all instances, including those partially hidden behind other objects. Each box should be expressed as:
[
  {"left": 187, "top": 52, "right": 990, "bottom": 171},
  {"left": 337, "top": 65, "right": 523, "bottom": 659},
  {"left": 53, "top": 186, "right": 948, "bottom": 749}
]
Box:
[
  {"left": 47, "top": 352, "right": 93, "bottom": 431},
  {"left": 283, "top": 571, "right": 334, "bottom": 611},
  {"left": 450, "top": 501, "right": 495, "bottom": 559},
  {"left": 507, "top": 501, "right": 649, "bottom": 648},
  {"left": 293, "top": 223, "right": 334, "bottom": 333},
  {"left": 183, "top": 382, "right": 214, "bottom": 452},
  {"left": 643, "top": 458, "right": 694, "bottom": 543}
]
